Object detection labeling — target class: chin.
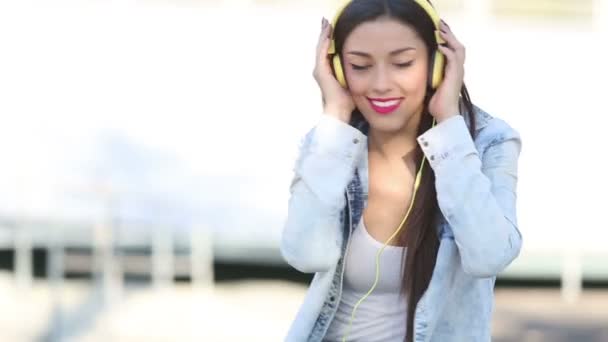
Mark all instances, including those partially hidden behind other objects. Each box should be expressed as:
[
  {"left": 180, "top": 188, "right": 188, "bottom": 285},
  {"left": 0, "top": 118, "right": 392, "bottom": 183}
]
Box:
[{"left": 360, "top": 109, "right": 414, "bottom": 133}]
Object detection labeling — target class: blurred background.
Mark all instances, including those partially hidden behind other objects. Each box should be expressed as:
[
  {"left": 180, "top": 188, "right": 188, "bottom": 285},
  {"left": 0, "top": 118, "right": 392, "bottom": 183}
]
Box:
[{"left": 0, "top": 0, "right": 607, "bottom": 341}]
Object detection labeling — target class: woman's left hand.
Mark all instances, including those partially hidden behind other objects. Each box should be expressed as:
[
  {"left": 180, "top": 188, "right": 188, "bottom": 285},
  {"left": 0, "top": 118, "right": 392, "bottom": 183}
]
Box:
[{"left": 428, "top": 20, "right": 465, "bottom": 123}]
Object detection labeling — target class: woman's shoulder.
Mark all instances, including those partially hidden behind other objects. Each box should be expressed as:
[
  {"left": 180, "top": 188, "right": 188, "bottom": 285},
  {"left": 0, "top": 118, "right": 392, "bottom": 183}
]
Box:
[{"left": 469, "top": 105, "right": 521, "bottom": 146}]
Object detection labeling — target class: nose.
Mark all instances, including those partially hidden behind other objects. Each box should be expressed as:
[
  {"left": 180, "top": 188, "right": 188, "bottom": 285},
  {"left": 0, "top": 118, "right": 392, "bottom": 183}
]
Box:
[{"left": 371, "top": 65, "right": 392, "bottom": 95}]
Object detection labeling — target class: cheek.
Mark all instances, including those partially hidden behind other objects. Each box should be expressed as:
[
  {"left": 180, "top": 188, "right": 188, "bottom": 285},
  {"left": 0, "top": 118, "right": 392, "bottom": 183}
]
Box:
[
  {"left": 344, "top": 71, "right": 368, "bottom": 96},
  {"left": 344, "top": 72, "right": 371, "bottom": 111},
  {"left": 398, "top": 63, "right": 428, "bottom": 94}
]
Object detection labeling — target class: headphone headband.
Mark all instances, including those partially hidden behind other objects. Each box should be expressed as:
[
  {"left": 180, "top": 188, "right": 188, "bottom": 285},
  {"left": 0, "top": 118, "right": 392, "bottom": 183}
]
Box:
[
  {"left": 327, "top": 0, "right": 351, "bottom": 55},
  {"left": 328, "top": 0, "right": 445, "bottom": 54}
]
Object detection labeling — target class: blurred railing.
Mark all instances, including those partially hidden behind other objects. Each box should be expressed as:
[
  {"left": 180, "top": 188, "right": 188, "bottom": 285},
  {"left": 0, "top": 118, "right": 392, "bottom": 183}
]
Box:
[{"left": 1, "top": 217, "right": 214, "bottom": 340}]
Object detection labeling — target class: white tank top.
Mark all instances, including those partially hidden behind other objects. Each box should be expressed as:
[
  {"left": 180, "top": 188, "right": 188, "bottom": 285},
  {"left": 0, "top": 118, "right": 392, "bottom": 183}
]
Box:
[{"left": 324, "top": 219, "right": 408, "bottom": 342}]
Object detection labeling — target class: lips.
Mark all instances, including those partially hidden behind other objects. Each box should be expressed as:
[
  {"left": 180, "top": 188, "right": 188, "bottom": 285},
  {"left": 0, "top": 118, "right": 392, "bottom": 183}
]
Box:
[{"left": 367, "top": 97, "right": 404, "bottom": 115}]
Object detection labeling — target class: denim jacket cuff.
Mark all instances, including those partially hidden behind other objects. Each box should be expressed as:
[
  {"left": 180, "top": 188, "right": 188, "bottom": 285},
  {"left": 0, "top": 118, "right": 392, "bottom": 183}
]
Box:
[
  {"left": 417, "top": 115, "right": 478, "bottom": 170},
  {"left": 307, "top": 114, "right": 367, "bottom": 165}
]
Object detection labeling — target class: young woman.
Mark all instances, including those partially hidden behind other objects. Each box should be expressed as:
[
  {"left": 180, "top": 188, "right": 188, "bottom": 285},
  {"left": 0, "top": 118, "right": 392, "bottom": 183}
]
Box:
[{"left": 280, "top": 0, "right": 523, "bottom": 341}]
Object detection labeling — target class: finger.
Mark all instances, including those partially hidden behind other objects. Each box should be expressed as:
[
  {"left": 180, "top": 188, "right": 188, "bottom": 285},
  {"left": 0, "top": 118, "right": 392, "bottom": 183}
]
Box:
[
  {"left": 439, "top": 21, "right": 465, "bottom": 60},
  {"left": 437, "top": 44, "right": 455, "bottom": 59},
  {"left": 316, "top": 24, "right": 334, "bottom": 72},
  {"left": 438, "top": 31, "right": 465, "bottom": 63},
  {"left": 439, "top": 21, "right": 461, "bottom": 49},
  {"left": 437, "top": 44, "right": 465, "bottom": 92},
  {"left": 317, "top": 32, "right": 332, "bottom": 64},
  {"left": 439, "top": 45, "right": 464, "bottom": 78},
  {"left": 317, "top": 19, "right": 332, "bottom": 48},
  {"left": 317, "top": 26, "right": 333, "bottom": 63},
  {"left": 316, "top": 19, "right": 328, "bottom": 56},
  {"left": 437, "top": 44, "right": 457, "bottom": 72}
]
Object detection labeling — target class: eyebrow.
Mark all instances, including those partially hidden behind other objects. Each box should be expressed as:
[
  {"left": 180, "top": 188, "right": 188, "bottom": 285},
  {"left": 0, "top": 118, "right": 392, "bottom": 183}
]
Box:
[{"left": 346, "top": 47, "right": 416, "bottom": 57}]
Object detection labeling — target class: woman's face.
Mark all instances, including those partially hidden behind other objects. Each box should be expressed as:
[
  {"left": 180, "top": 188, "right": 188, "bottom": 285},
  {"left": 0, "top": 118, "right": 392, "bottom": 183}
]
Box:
[{"left": 342, "top": 17, "right": 430, "bottom": 133}]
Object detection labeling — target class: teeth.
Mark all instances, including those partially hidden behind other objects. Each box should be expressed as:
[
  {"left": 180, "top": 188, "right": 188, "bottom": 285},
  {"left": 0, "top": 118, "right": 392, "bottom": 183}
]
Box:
[{"left": 371, "top": 100, "right": 400, "bottom": 107}]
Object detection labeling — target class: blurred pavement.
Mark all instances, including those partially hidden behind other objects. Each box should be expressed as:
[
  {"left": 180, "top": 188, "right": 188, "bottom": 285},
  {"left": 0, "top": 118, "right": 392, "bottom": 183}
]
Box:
[{"left": 2, "top": 272, "right": 608, "bottom": 341}]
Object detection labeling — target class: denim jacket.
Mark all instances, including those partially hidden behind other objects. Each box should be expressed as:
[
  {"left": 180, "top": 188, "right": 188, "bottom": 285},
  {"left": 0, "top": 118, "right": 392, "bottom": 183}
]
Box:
[{"left": 280, "top": 107, "right": 522, "bottom": 342}]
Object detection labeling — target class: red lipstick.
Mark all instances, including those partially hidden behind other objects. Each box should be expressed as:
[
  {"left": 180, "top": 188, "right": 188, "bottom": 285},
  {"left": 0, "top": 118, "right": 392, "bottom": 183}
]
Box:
[{"left": 367, "top": 97, "right": 404, "bottom": 115}]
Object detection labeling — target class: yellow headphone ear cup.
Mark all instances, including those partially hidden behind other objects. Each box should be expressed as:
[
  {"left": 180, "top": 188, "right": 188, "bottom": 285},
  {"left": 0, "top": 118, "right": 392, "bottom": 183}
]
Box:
[
  {"left": 430, "top": 50, "right": 445, "bottom": 89},
  {"left": 332, "top": 54, "right": 347, "bottom": 88}
]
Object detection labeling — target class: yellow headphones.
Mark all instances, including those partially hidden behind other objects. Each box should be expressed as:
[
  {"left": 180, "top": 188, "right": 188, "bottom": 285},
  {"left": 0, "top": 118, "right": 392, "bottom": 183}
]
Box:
[
  {"left": 327, "top": 1, "right": 443, "bottom": 341},
  {"left": 328, "top": 0, "right": 446, "bottom": 90}
]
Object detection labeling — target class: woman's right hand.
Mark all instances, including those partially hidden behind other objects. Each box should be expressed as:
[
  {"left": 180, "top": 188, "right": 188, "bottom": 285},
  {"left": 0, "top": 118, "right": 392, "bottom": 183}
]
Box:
[{"left": 313, "top": 18, "right": 355, "bottom": 124}]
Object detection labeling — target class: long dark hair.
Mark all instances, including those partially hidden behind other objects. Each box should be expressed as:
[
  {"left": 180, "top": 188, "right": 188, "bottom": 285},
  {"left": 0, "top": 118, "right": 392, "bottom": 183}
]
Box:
[{"left": 333, "top": 1, "right": 477, "bottom": 341}]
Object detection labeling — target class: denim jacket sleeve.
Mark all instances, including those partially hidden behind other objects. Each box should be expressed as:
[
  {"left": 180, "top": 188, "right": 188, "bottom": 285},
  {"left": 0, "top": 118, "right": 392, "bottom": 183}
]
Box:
[
  {"left": 417, "top": 114, "right": 522, "bottom": 278},
  {"left": 280, "top": 114, "right": 367, "bottom": 273}
]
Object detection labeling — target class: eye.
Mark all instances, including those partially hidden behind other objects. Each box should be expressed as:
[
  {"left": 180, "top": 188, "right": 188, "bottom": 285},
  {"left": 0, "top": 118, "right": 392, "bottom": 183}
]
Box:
[
  {"left": 395, "top": 61, "right": 414, "bottom": 68},
  {"left": 350, "top": 64, "right": 370, "bottom": 71}
]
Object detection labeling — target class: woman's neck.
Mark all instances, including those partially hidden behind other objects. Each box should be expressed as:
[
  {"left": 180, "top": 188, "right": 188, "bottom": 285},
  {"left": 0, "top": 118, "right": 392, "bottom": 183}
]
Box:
[{"left": 367, "top": 112, "right": 422, "bottom": 165}]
